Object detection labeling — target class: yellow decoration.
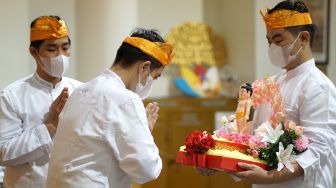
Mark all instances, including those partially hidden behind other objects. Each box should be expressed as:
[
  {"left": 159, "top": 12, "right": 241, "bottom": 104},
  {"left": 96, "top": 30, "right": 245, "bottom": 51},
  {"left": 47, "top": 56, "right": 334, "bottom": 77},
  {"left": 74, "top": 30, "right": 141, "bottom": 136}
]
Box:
[
  {"left": 30, "top": 16, "right": 69, "bottom": 42},
  {"left": 180, "top": 66, "right": 203, "bottom": 96},
  {"left": 123, "top": 37, "right": 174, "bottom": 66},
  {"left": 166, "top": 21, "right": 226, "bottom": 66},
  {"left": 260, "top": 9, "right": 313, "bottom": 29}
]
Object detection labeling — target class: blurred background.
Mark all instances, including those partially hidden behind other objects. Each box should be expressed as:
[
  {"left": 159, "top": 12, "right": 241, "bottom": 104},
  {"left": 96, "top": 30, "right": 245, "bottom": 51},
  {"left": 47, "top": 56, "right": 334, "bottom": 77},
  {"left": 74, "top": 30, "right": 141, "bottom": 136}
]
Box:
[{"left": 0, "top": 0, "right": 335, "bottom": 187}]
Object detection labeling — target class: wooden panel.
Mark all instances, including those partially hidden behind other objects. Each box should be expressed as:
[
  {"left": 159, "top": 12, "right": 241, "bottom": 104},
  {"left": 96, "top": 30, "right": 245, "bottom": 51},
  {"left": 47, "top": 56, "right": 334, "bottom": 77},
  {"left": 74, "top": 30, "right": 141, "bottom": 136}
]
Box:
[{"left": 210, "top": 174, "right": 251, "bottom": 188}]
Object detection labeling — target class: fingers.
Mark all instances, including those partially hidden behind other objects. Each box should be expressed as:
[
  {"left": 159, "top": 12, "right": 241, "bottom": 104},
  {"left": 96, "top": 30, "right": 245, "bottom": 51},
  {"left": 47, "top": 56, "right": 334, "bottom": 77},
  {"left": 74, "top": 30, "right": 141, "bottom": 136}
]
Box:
[
  {"left": 146, "top": 102, "right": 158, "bottom": 112},
  {"left": 146, "top": 102, "right": 153, "bottom": 111},
  {"left": 231, "top": 163, "right": 262, "bottom": 179},
  {"left": 146, "top": 102, "right": 160, "bottom": 132},
  {"left": 51, "top": 87, "right": 69, "bottom": 115},
  {"left": 237, "top": 162, "right": 257, "bottom": 170}
]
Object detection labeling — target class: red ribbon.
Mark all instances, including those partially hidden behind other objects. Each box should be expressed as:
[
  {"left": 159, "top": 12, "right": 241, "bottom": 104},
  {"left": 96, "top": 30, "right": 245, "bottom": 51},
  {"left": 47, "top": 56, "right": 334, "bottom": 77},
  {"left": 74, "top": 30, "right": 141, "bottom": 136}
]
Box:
[{"left": 176, "top": 151, "right": 268, "bottom": 172}]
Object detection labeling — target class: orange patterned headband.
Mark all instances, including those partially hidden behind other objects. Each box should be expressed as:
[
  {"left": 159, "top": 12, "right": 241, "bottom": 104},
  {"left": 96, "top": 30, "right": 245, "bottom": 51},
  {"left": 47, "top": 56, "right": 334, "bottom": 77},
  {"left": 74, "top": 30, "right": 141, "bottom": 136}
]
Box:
[
  {"left": 260, "top": 9, "right": 313, "bottom": 29},
  {"left": 30, "top": 16, "right": 69, "bottom": 42},
  {"left": 123, "top": 37, "right": 174, "bottom": 66}
]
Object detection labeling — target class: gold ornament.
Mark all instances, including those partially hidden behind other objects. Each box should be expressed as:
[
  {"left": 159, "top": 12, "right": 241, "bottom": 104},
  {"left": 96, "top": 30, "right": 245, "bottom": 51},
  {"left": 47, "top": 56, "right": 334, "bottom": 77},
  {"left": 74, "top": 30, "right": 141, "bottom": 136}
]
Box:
[{"left": 166, "top": 21, "right": 226, "bottom": 67}]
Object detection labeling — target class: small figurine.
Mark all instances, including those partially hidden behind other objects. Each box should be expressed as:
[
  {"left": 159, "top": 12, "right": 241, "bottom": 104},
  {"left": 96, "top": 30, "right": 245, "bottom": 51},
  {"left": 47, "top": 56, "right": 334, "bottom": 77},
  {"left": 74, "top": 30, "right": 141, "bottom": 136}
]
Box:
[{"left": 235, "top": 83, "right": 253, "bottom": 134}]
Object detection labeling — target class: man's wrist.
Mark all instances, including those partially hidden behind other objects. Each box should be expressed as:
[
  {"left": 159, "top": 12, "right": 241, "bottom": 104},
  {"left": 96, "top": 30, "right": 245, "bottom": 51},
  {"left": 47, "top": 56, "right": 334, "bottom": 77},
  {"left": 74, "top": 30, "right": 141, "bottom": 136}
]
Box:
[{"left": 45, "top": 123, "right": 57, "bottom": 136}]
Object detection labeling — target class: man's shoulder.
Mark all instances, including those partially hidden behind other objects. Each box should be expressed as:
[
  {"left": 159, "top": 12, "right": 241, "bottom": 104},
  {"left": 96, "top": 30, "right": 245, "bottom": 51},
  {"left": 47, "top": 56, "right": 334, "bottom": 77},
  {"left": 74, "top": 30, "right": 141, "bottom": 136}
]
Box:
[
  {"left": 62, "top": 77, "right": 83, "bottom": 87},
  {"left": 306, "top": 67, "right": 335, "bottom": 91},
  {"left": 1, "top": 75, "right": 34, "bottom": 94},
  {"left": 62, "top": 77, "right": 83, "bottom": 89},
  {"left": 105, "top": 85, "right": 141, "bottom": 106}
]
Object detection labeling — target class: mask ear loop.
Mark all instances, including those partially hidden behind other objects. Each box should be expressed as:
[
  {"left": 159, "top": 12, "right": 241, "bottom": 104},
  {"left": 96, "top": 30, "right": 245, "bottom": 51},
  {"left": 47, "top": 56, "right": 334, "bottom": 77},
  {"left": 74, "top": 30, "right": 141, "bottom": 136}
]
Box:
[
  {"left": 138, "top": 66, "right": 141, "bottom": 86},
  {"left": 290, "top": 33, "right": 303, "bottom": 56},
  {"left": 293, "top": 46, "right": 303, "bottom": 56},
  {"left": 147, "top": 67, "right": 151, "bottom": 82}
]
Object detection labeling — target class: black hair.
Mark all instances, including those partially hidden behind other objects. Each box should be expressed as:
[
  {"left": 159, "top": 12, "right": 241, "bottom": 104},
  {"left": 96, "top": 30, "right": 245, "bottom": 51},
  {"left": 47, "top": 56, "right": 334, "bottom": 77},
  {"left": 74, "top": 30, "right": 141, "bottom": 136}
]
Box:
[
  {"left": 29, "top": 15, "right": 71, "bottom": 50},
  {"left": 113, "top": 28, "right": 164, "bottom": 71},
  {"left": 241, "top": 83, "right": 253, "bottom": 96},
  {"left": 268, "top": 0, "right": 316, "bottom": 47}
]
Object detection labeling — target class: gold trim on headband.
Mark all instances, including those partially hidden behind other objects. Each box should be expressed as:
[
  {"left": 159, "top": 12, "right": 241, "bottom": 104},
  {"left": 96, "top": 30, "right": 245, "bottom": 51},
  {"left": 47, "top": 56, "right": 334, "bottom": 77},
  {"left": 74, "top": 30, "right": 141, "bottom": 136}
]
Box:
[
  {"left": 30, "top": 16, "right": 69, "bottom": 42},
  {"left": 260, "top": 9, "right": 313, "bottom": 29},
  {"left": 123, "top": 37, "right": 174, "bottom": 66}
]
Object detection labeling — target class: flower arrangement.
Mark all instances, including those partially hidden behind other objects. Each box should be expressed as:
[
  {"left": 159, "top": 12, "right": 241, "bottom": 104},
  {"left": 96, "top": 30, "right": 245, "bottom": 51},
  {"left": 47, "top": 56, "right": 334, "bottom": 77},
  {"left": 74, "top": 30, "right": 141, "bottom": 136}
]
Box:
[
  {"left": 248, "top": 121, "right": 308, "bottom": 171},
  {"left": 247, "top": 78, "right": 309, "bottom": 172},
  {"left": 184, "top": 131, "right": 215, "bottom": 155},
  {"left": 176, "top": 78, "right": 309, "bottom": 173}
]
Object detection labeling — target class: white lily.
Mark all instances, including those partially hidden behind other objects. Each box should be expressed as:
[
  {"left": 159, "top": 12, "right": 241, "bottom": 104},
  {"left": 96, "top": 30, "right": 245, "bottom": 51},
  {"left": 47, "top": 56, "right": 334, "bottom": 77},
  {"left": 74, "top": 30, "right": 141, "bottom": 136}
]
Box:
[
  {"left": 276, "top": 142, "right": 296, "bottom": 172},
  {"left": 257, "top": 122, "right": 284, "bottom": 143}
]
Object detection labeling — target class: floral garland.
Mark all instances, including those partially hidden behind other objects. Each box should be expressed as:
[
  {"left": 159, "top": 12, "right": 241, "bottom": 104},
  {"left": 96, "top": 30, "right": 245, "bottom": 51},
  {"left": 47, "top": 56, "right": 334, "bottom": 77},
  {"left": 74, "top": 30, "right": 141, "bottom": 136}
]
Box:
[{"left": 251, "top": 78, "right": 285, "bottom": 128}]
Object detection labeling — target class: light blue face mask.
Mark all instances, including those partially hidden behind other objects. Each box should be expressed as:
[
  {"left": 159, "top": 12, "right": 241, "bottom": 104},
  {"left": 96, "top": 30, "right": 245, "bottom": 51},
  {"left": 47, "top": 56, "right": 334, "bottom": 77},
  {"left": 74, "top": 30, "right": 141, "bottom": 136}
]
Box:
[
  {"left": 268, "top": 33, "right": 303, "bottom": 68},
  {"left": 135, "top": 68, "right": 153, "bottom": 100}
]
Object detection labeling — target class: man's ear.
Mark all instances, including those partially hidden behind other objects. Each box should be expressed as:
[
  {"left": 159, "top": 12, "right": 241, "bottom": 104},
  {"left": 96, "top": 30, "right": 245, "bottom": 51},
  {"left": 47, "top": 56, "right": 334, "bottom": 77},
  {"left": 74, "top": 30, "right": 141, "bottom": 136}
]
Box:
[
  {"left": 29, "top": 47, "right": 38, "bottom": 59},
  {"left": 139, "top": 61, "right": 151, "bottom": 72},
  {"left": 300, "top": 31, "right": 310, "bottom": 46}
]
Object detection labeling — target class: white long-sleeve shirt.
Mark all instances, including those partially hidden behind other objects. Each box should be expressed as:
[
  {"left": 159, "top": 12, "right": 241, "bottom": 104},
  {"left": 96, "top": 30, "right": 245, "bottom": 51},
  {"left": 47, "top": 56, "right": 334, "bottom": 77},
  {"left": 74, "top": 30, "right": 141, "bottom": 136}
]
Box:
[
  {"left": 46, "top": 69, "right": 162, "bottom": 188},
  {"left": 0, "top": 73, "right": 82, "bottom": 188},
  {"left": 253, "top": 59, "right": 336, "bottom": 188}
]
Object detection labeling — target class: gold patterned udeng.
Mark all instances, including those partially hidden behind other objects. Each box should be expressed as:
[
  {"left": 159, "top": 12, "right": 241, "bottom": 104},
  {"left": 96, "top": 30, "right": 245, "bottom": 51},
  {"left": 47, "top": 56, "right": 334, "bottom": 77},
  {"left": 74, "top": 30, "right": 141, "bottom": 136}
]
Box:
[
  {"left": 260, "top": 9, "right": 313, "bottom": 29},
  {"left": 30, "top": 16, "right": 69, "bottom": 42},
  {"left": 123, "top": 37, "right": 174, "bottom": 66},
  {"left": 166, "top": 22, "right": 226, "bottom": 66}
]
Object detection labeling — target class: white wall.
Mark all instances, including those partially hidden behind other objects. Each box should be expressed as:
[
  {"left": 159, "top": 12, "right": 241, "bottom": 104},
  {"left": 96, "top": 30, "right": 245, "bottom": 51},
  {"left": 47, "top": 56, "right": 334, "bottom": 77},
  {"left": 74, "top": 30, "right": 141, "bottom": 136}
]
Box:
[
  {"left": 0, "top": 0, "right": 30, "bottom": 89},
  {"left": 203, "top": 0, "right": 256, "bottom": 83},
  {"left": 76, "top": 0, "right": 138, "bottom": 82},
  {"left": 138, "top": 0, "right": 203, "bottom": 36},
  {"left": 255, "top": 0, "right": 282, "bottom": 79},
  {"left": 138, "top": 0, "right": 204, "bottom": 98}
]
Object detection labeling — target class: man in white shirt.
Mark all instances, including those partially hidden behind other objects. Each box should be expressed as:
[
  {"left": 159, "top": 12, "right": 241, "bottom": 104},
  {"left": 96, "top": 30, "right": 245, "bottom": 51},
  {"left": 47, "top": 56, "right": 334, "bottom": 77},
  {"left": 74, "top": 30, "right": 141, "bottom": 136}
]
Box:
[
  {"left": 46, "top": 28, "right": 174, "bottom": 188},
  {"left": 197, "top": 1, "right": 336, "bottom": 187},
  {"left": 0, "top": 16, "right": 82, "bottom": 188},
  {"left": 230, "top": 1, "right": 336, "bottom": 187}
]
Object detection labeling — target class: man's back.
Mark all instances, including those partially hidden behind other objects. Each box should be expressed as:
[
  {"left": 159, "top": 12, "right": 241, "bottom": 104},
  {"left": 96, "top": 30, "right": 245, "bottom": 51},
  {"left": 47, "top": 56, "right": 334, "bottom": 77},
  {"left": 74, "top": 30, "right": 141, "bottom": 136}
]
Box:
[{"left": 47, "top": 69, "right": 162, "bottom": 188}]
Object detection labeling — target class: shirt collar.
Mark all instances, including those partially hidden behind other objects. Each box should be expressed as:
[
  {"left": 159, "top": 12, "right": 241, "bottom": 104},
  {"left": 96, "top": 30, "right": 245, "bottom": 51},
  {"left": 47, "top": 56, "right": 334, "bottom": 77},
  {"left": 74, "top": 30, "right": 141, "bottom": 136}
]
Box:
[
  {"left": 285, "top": 58, "right": 315, "bottom": 81},
  {"left": 33, "top": 72, "right": 63, "bottom": 89},
  {"left": 104, "top": 69, "right": 126, "bottom": 89}
]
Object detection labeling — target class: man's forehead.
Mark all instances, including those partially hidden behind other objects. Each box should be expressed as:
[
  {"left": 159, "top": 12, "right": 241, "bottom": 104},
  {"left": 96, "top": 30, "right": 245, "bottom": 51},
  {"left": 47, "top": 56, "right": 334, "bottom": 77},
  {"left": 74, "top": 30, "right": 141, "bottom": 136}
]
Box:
[
  {"left": 266, "top": 28, "right": 287, "bottom": 39},
  {"left": 43, "top": 37, "right": 69, "bottom": 45}
]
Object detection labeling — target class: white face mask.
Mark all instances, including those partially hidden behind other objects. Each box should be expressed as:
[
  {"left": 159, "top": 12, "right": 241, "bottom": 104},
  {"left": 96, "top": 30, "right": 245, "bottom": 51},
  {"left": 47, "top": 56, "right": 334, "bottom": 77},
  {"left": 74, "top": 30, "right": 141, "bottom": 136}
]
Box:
[
  {"left": 38, "top": 54, "right": 70, "bottom": 77},
  {"left": 135, "top": 68, "right": 153, "bottom": 100},
  {"left": 268, "top": 34, "right": 303, "bottom": 68}
]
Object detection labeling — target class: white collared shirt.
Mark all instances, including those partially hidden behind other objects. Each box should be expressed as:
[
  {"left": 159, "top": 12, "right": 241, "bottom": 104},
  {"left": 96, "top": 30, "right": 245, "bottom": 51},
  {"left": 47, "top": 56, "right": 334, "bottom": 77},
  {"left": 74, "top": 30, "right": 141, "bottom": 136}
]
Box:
[
  {"left": 0, "top": 73, "right": 82, "bottom": 188},
  {"left": 253, "top": 59, "right": 336, "bottom": 188},
  {"left": 46, "top": 69, "right": 162, "bottom": 188}
]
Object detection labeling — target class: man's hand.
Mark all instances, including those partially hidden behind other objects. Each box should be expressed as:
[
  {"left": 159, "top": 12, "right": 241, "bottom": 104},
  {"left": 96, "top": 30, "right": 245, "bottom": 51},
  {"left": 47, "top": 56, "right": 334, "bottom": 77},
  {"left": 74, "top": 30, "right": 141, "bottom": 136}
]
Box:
[
  {"left": 145, "top": 102, "right": 159, "bottom": 132},
  {"left": 45, "top": 87, "right": 69, "bottom": 136},
  {"left": 230, "top": 163, "right": 273, "bottom": 184},
  {"left": 230, "top": 162, "right": 303, "bottom": 184}
]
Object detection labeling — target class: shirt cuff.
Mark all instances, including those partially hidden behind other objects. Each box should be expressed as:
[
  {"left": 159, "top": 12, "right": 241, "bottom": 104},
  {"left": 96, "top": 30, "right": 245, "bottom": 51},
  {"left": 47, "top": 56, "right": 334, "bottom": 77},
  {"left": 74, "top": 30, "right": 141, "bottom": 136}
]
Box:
[
  {"left": 295, "top": 149, "right": 319, "bottom": 181},
  {"left": 35, "top": 124, "right": 52, "bottom": 154}
]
